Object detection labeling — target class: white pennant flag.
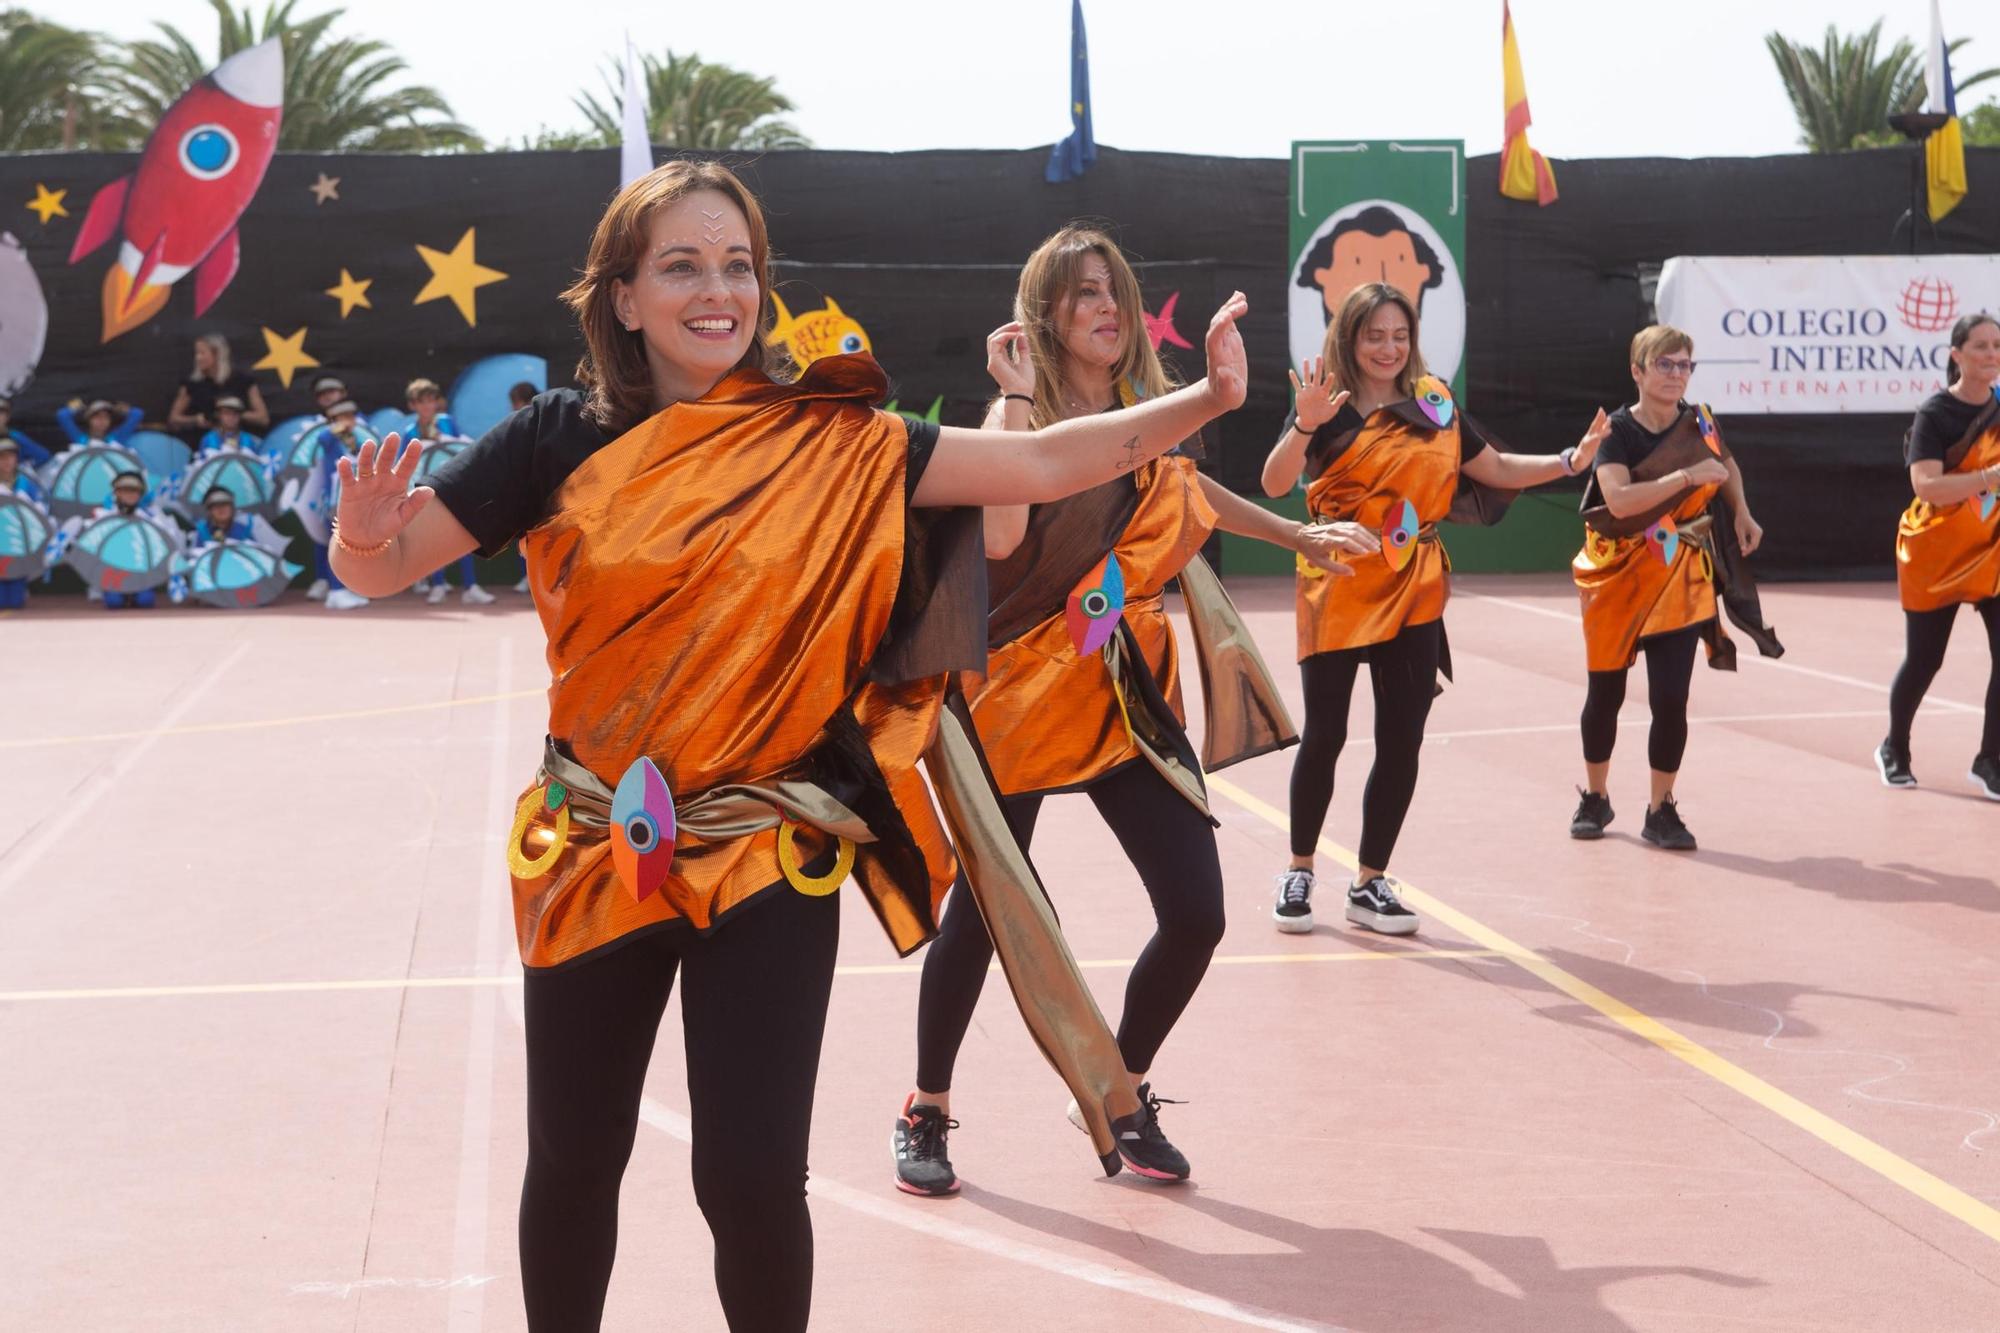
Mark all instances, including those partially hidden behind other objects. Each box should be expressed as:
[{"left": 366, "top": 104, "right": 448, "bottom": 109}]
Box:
[{"left": 620, "top": 34, "right": 651, "bottom": 186}]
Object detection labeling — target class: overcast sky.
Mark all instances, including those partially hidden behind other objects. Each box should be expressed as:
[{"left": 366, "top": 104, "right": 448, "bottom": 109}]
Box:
[{"left": 77, "top": 0, "right": 2000, "bottom": 160}]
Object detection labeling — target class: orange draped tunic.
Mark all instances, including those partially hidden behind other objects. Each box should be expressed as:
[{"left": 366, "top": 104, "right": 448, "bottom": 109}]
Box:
[
  {"left": 969, "top": 455, "right": 1215, "bottom": 797},
  {"left": 1572, "top": 479, "right": 1721, "bottom": 673},
  {"left": 1296, "top": 402, "right": 1463, "bottom": 661},
  {"left": 506, "top": 361, "right": 959, "bottom": 969},
  {"left": 1897, "top": 417, "right": 2000, "bottom": 612}
]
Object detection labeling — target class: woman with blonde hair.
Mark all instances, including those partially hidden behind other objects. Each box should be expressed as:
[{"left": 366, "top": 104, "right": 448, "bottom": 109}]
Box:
[
  {"left": 1263, "top": 282, "right": 1609, "bottom": 934},
  {"left": 168, "top": 331, "right": 269, "bottom": 437},
  {"left": 330, "top": 164, "right": 1254, "bottom": 1331},
  {"left": 894, "top": 225, "right": 1362, "bottom": 1195}
]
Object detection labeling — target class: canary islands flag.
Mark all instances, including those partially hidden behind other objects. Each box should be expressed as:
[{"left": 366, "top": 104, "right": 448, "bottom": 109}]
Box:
[
  {"left": 1925, "top": 0, "right": 1967, "bottom": 222},
  {"left": 1046, "top": 0, "right": 1097, "bottom": 183},
  {"left": 1499, "top": 2, "right": 1557, "bottom": 205}
]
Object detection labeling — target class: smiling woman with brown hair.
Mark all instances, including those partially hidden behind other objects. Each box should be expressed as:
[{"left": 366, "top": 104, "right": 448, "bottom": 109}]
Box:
[{"left": 328, "top": 160, "right": 1254, "bottom": 1332}]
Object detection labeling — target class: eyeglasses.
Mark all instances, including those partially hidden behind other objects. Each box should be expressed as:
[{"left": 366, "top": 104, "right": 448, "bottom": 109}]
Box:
[{"left": 1652, "top": 358, "right": 1696, "bottom": 376}]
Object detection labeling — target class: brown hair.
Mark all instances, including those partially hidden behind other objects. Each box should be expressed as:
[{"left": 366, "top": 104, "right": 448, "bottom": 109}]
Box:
[
  {"left": 1008, "top": 224, "right": 1172, "bottom": 428},
  {"left": 1947, "top": 311, "right": 2000, "bottom": 386},
  {"left": 1316, "top": 282, "right": 1428, "bottom": 401},
  {"left": 404, "top": 378, "right": 442, "bottom": 404},
  {"left": 1629, "top": 324, "right": 1693, "bottom": 372},
  {"left": 561, "top": 159, "right": 775, "bottom": 433}
]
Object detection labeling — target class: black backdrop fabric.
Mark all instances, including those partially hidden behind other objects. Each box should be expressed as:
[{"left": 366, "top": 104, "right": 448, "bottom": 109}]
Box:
[{"left": 9, "top": 143, "right": 1998, "bottom": 577}]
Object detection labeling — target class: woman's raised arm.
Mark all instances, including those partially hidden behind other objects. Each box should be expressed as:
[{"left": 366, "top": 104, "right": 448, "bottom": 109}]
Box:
[{"left": 327, "top": 435, "right": 480, "bottom": 596}]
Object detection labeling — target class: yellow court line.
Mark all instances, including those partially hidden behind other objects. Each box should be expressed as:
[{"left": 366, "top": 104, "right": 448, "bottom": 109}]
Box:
[
  {"left": 0, "top": 947, "right": 1501, "bottom": 1003},
  {"left": 0, "top": 687, "right": 546, "bottom": 750},
  {"left": 1205, "top": 772, "right": 2000, "bottom": 1247}
]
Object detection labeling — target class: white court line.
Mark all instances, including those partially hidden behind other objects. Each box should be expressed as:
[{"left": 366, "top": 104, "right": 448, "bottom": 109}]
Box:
[
  {"left": 448, "top": 642, "right": 519, "bottom": 1333},
  {"left": 0, "top": 640, "right": 252, "bottom": 902},
  {"left": 1458, "top": 590, "right": 1982, "bottom": 714}
]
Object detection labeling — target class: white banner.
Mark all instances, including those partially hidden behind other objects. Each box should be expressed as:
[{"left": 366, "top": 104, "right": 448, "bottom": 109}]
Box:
[{"left": 1655, "top": 255, "right": 2000, "bottom": 415}]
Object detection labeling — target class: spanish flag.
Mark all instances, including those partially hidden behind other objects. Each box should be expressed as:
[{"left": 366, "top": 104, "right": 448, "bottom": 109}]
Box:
[
  {"left": 1925, "top": 0, "right": 1967, "bottom": 221},
  {"left": 1499, "top": 2, "right": 1557, "bottom": 205}
]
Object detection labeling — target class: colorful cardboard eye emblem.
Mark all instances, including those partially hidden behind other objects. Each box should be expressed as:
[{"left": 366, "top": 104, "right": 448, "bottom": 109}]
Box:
[
  {"left": 610, "top": 756, "right": 677, "bottom": 904},
  {"left": 1414, "top": 376, "right": 1454, "bottom": 428},
  {"left": 1064, "top": 552, "right": 1126, "bottom": 655},
  {"left": 1694, "top": 404, "right": 1723, "bottom": 457},
  {"left": 1646, "top": 515, "right": 1680, "bottom": 566},
  {"left": 1978, "top": 488, "right": 1998, "bottom": 522},
  {"left": 1381, "top": 499, "right": 1421, "bottom": 572},
  {"left": 506, "top": 780, "right": 571, "bottom": 880}
]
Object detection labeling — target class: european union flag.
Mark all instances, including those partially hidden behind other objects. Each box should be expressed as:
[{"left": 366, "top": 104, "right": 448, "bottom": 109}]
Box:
[{"left": 1045, "top": 0, "right": 1096, "bottom": 183}]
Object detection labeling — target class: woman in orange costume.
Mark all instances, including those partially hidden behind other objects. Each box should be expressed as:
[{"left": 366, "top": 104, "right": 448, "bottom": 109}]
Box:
[
  {"left": 1263, "top": 282, "right": 1609, "bottom": 935},
  {"left": 1568, "top": 324, "right": 1778, "bottom": 851},
  {"left": 328, "top": 161, "right": 1253, "bottom": 1333},
  {"left": 894, "top": 226, "right": 1364, "bottom": 1195},
  {"left": 1881, "top": 311, "right": 2000, "bottom": 797}
]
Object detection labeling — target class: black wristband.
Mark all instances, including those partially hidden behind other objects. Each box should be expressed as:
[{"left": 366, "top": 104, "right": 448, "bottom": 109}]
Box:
[{"left": 1003, "top": 393, "right": 1034, "bottom": 405}]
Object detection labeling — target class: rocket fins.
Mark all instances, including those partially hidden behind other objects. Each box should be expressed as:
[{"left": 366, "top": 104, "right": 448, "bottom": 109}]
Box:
[
  {"left": 193, "top": 228, "right": 241, "bottom": 316},
  {"left": 67, "top": 176, "right": 131, "bottom": 264}
]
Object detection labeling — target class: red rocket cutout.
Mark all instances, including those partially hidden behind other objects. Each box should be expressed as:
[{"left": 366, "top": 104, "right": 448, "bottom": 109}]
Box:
[{"left": 67, "top": 39, "right": 283, "bottom": 342}]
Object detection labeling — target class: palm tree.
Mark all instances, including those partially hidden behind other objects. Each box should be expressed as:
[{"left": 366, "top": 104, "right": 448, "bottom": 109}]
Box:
[
  {"left": 0, "top": 11, "right": 143, "bottom": 150},
  {"left": 1767, "top": 20, "right": 1999, "bottom": 152},
  {"left": 575, "top": 51, "right": 811, "bottom": 152},
  {"left": 117, "top": 0, "right": 481, "bottom": 152}
]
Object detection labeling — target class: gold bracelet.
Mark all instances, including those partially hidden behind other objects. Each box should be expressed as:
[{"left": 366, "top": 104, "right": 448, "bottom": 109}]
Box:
[{"left": 332, "top": 527, "right": 394, "bottom": 558}]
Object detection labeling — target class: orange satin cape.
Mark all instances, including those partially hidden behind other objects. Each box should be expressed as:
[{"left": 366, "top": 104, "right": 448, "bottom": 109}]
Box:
[
  {"left": 1897, "top": 398, "right": 2000, "bottom": 612},
  {"left": 970, "top": 454, "right": 1219, "bottom": 800},
  {"left": 1573, "top": 406, "right": 1783, "bottom": 673},
  {"left": 1296, "top": 397, "right": 1464, "bottom": 662},
  {"left": 506, "top": 357, "right": 964, "bottom": 970}
]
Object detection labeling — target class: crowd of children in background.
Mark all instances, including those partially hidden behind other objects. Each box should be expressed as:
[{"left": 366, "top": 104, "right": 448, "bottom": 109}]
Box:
[{"left": 0, "top": 332, "right": 539, "bottom": 614}]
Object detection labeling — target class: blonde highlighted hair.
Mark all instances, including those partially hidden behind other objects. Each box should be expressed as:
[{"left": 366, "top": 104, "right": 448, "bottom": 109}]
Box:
[
  {"left": 193, "top": 332, "right": 232, "bottom": 383},
  {"left": 1008, "top": 224, "right": 1173, "bottom": 427},
  {"left": 1317, "top": 283, "right": 1428, "bottom": 402},
  {"left": 561, "top": 159, "right": 776, "bottom": 433}
]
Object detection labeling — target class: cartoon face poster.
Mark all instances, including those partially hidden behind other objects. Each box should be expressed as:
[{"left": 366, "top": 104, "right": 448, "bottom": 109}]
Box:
[{"left": 1287, "top": 142, "right": 1467, "bottom": 397}]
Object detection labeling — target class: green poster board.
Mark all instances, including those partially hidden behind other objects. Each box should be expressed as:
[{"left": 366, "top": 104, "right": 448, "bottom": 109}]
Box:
[{"left": 1286, "top": 140, "right": 1467, "bottom": 400}]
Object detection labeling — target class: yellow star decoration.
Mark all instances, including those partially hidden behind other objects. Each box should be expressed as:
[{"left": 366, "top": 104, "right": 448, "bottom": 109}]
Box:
[
  {"left": 253, "top": 326, "right": 320, "bottom": 389},
  {"left": 324, "top": 268, "right": 373, "bottom": 319},
  {"left": 26, "top": 184, "right": 67, "bottom": 224},
  {"left": 309, "top": 173, "right": 340, "bottom": 205},
  {"left": 413, "top": 228, "right": 507, "bottom": 327}
]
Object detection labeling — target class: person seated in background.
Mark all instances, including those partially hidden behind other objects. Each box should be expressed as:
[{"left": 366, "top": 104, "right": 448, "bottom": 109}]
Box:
[
  {"left": 0, "top": 398, "right": 51, "bottom": 468},
  {"left": 197, "top": 396, "right": 262, "bottom": 455},
  {"left": 57, "top": 398, "right": 143, "bottom": 446},
  {"left": 403, "top": 379, "right": 493, "bottom": 607},
  {"left": 312, "top": 399, "right": 375, "bottom": 612},
  {"left": 168, "top": 332, "right": 270, "bottom": 441},
  {"left": 96, "top": 470, "right": 168, "bottom": 610},
  {"left": 307, "top": 374, "right": 349, "bottom": 422},
  {"left": 193, "top": 485, "right": 287, "bottom": 553},
  {"left": 0, "top": 437, "right": 44, "bottom": 610}
]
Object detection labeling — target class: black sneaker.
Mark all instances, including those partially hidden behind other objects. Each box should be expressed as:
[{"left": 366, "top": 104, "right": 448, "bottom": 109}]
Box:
[
  {"left": 1876, "top": 740, "right": 1917, "bottom": 788},
  {"left": 1569, "top": 788, "right": 1615, "bottom": 839},
  {"left": 892, "top": 1095, "right": 959, "bottom": 1197},
  {"left": 1111, "top": 1083, "right": 1190, "bottom": 1182},
  {"left": 1641, "top": 797, "right": 1698, "bottom": 851},
  {"left": 1346, "top": 876, "right": 1419, "bottom": 935},
  {"left": 1971, "top": 754, "right": 2000, "bottom": 801},
  {"left": 1273, "top": 867, "right": 1315, "bottom": 933}
]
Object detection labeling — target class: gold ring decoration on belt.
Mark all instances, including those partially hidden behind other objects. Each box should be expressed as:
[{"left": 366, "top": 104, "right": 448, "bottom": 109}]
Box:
[
  {"left": 507, "top": 779, "right": 572, "bottom": 879},
  {"left": 778, "top": 816, "right": 854, "bottom": 897}
]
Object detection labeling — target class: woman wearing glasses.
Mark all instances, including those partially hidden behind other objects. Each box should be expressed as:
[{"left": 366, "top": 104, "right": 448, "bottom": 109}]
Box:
[{"left": 1569, "top": 325, "right": 1779, "bottom": 850}]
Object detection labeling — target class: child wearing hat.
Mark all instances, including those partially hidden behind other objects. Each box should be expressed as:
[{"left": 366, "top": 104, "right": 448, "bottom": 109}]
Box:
[
  {"left": 0, "top": 436, "right": 43, "bottom": 609},
  {"left": 95, "top": 470, "right": 165, "bottom": 610},
  {"left": 57, "top": 398, "right": 143, "bottom": 446},
  {"left": 197, "top": 396, "right": 262, "bottom": 455},
  {"left": 0, "top": 398, "right": 50, "bottom": 468},
  {"left": 308, "top": 398, "right": 374, "bottom": 611}
]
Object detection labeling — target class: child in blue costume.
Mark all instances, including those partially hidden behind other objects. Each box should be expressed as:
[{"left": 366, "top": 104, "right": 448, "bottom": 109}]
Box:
[
  {"left": 58, "top": 398, "right": 143, "bottom": 445},
  {"left": 0, "top": 398, "right": 51, "bottom": 467},
  {"left": 0, "top": 436, "right": 44, "bottom": 609},
  {"left": 404, "top": 378, "right": 495, "bottom": 606},
  {"left": 197, "top": 396, "right": 263, "bottom": 455},
  {"left": 309, "top": 399, "right": 375, "bottom": 611},
  {"left": 96, "top": 470, "right": 169, "bottom": 610}
]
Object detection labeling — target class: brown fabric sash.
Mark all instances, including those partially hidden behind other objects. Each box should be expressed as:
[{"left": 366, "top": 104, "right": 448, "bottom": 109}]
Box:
[
  {"left": 1295, "top": 401, "right": 1518, "bottom": 528},
  {"left": 923, "top": 687, "right": 1141, "bottom": 1172},
  {"left": 1176, "top": 554, "right": 1298, "bottom": 770},
  {"left": 1939, "top": 395, "right": 2000, "bottom": 472},
  {"left": 1580, "top": 406, "right": 1729, "bottom": 539},
  {"left": 985, "top": 478, "right": 1141, "bottom": 648}
]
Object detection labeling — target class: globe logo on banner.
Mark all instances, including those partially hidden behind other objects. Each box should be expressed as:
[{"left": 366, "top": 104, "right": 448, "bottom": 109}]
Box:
[{"left": 1896, "top": 277, "right": 1958, "bottom": 333}]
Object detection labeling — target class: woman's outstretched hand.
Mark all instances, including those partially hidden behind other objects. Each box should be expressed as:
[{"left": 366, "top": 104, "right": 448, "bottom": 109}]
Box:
[
  {"left": 1287, "top": 358, "right": 1349, "bottom": 434},
  {"left": 1202, "top": 292, "right": 1250, "bottom": 413},
  {"left": 1571, "top": 409, "right": 1612, "bottom": 472},
  {"left": 334, "top": 434, "right": 432, "bottom": 547},
  {"left": 1294, "top": 524, "right": 1357, "bottom": 577}
]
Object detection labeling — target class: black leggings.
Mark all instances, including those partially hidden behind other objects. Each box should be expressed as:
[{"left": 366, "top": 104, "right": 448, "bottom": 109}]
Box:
[
  {"left": 1288, "top": 619, "right": 1441, "bottom": 870},
  {"left": 1579, "top": 623, "right": 1702, "bottom": 774},
  {"left": 519, "top": 888, "right": 839, "bottom": 1333},
  {"left": 914, "top": 760, "right": 1224, "bottom": 1092},
  {"left": 1888, "top": 598, "right": 2000, "bottom": 756}
]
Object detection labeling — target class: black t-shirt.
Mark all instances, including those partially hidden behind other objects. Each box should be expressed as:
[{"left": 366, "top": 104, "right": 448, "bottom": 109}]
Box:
[
  {"left": 180, "top": 370, "right": 258, "bottom": 420},
  {"left": 1306, "top": 400, "right": 1488, "bottom": 470},
  {"left": 428, "top": 388, "right": 942, "bottom": 556},
  {"left": 1593, "top": 405, "right": 1679, "bottom": 473},
  {"left": 1904, "top": 390, "right": 1992, "bottom": 467}
]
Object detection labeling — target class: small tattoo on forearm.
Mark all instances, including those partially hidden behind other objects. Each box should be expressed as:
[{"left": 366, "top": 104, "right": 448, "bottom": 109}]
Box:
[{"left": 1114, "top": 435, "right": 1141, "bottom": 471}]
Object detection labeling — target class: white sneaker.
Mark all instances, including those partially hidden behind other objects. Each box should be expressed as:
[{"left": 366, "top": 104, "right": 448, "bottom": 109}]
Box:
[
  {"left": 426, "top": 583, "right": 450, "bottom": 605},
  {"left": 306, "top": 577, "right": 329, "bottom": 601},
  {"left": 325, "top": 588, "right": 369, "bottom": 611},
  {"left": 512, "top": 577, "right": 530, "bottom": 594},
  {"left": 461, "top": 584, "right": 496, "bottom": 606}
]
